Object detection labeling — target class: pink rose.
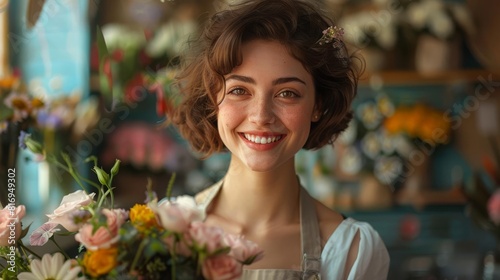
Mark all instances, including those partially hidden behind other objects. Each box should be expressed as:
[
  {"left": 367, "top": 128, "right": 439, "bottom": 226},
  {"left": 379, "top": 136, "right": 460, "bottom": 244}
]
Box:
[
  {"left": 188, "top": 221, "right": 226, "bottom": 255},
  {"left": 163, "top": 234, "right": 192, "bottom": 257},
  {"left": 202, "top": 255, "right": 243, "bottom": 280},
  {"left": 149, "top": 195, "right": 205, "bottom": 233},
  {"left": 224, "top": 233, "right": 264, "bottom": 265},
  {"left": 46, "top": 190, "right": 95, "bottom": 231},
  {"left": 75, "top": 208, "right": 128, "bottom": 250},
  {"left": 0, "top": 205, "right": 26, "bottom": 246},
  {"left": 488, "top": 190, "right": 500, "bottom": 225}
]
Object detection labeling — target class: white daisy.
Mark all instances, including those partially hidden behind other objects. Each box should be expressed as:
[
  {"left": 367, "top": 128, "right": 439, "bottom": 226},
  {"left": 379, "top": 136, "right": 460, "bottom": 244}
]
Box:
[
  {"left": 374, "top": 155, "right": 404, "bottom": 185},
  {"left": 18, "top": 253, "right": 84, "bottom": 280},
  {"left": 339, "top": 146, "right": 363, "bottom": 175}
]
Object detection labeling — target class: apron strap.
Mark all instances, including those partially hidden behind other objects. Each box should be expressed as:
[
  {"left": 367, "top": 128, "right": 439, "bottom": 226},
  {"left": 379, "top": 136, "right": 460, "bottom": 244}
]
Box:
[
  {"left": 199, "top": 180, "right": 224, "bottom": 212},
  {"left": 300, "top": 188, "right": 322, "bottom": 280}
]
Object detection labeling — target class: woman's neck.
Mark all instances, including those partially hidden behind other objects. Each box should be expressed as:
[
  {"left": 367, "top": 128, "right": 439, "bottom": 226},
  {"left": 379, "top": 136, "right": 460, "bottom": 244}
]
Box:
[{"left": 211, "top": 157, "right": 301, "bottom": 235}]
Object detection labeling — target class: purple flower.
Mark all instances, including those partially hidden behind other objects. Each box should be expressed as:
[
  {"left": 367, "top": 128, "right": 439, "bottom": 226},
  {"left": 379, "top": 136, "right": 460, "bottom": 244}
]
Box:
[
  {"left": 18, "top": 131, "right": 30, "bottom": 149},
  {"left": 144, "top": 190, "right": 158, "bottom": 203},
  {"left": 36, "top": 111, "right": 63, "bottom": 129}
]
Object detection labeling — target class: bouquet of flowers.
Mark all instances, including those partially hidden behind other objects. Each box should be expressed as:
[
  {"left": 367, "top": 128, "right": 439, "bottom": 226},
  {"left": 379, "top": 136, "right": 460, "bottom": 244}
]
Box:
[{"left": 0, "top": 135, "right": 263, "bottom": 279}]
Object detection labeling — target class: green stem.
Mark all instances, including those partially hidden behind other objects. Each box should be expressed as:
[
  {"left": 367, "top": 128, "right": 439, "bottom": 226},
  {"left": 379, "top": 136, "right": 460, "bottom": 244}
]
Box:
[
  {"left": 47, "top": 155, "right": 88, "bottom": 192},
  {"left": 18, "top": 240, "right": 42, "bottom": 259},
  {"left": 50, "top": 237, "right": 71, "bottom": 260},
  {"left": 61, "top": 153, "right": 88, "bottom": 192},
  {"left": 172, "top": 254, "right": 176, "bottom": 280},
  {"left": 97, "top": 187, "right": 114, "bottom": 209},
  {"left": 166, "top": 173, "right": 176, "bottom": 200},
  {"left": 76, "top": 175, "right": 100, "bottom": 190},
  {"left": 130, "top": 239, "right": 146, "bottom": 274}
]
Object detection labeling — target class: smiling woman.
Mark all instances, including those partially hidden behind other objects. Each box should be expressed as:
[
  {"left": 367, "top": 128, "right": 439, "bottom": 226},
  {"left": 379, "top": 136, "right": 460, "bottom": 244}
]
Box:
[
  {"left": 168, "top": 0, "right": 390, "bottom": 279},
  {"left": 217, "top": 40, "right": 317, "bottom": 172}
]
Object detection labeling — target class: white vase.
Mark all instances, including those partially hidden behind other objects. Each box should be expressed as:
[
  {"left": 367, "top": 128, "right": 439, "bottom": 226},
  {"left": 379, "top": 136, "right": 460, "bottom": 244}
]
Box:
[
  {"left": 359, "top": 48, "right": 386, "bottom": 73},
  {"left": 414, "top": 34, "right": 461, "bottom": 75}
]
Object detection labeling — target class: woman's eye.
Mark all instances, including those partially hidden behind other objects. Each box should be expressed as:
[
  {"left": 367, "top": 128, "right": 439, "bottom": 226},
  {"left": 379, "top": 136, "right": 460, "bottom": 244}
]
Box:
[
  {"left": 227, "top": 88, "right": 246, "bottom": 95},
  {"left": 277, "top": 90, "right": 298, "bottom": 98}
]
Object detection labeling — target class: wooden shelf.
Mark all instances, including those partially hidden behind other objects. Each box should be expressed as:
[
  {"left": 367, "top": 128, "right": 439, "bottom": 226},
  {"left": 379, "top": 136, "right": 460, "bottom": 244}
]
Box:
[
  {"left": 359, "top": 69, "right": 500, "bottom": 86},
  {"left": 395, "top": 186, "right": 467, "bottom": 210}
]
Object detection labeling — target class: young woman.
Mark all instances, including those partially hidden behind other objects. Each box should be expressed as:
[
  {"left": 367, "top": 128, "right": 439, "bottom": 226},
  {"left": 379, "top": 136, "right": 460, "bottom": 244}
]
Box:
[{"left": 169, "top": 0, "right": 390, "bottom": 279}]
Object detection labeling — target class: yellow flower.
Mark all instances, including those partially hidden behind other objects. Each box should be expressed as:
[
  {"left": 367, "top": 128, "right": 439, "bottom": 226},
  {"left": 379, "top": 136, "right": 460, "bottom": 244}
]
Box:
[
  {"left": 130, "top": 204, "right": 159, "bottom": 232},
  {"left": 0, "top": 75, "right": 19, "bottom": 89},
  {"left": 31, "top": 97, "right": 45, "bottom": 110},
  {"left": 82, "top": 247, "right": 118, "bottom": 278}
]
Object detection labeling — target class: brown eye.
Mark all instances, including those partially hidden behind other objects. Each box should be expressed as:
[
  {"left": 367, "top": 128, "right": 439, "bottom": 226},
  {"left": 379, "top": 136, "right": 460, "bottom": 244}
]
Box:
[
  {"left": 228, "top": 88, "right": 246, "bottom": 95},
  {"left": 277, "top": 90, "right": 298, "bottom": 98}
]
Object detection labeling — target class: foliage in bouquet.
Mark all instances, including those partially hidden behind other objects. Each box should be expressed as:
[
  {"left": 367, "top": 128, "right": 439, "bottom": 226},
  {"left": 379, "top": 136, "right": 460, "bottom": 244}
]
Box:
[
  {"left": 337, "top": 93, "right": 451, "bottom": 188},
  {"left": 0, "top": 136, "right": 263, "bottom": 279},
  {"left": 93, "top": 20, "right": 195, "bottom": 116}
]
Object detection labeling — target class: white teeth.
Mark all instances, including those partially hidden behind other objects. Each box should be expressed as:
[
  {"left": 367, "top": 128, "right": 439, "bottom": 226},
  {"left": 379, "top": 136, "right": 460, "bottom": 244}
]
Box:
[{"left": 244, "top": 134, "right": 281, "bottom": 144}]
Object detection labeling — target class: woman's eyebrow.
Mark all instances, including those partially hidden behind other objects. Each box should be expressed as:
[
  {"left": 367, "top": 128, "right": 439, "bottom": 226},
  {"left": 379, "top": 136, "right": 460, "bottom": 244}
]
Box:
[
  {"left": 272, "top": 77, "right": 306, "bottom": 86},
  {"left": 225, "top": 75, "right": 306, "bottom": 86},
  {"left": 225, "top": 74, "right": 255, "bottom": 84}
]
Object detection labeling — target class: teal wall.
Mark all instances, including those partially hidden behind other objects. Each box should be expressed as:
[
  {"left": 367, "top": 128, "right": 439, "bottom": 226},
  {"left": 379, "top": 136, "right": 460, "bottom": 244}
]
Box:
[{"left": 9, "top": 0, "right": 89, "bottom": 220}]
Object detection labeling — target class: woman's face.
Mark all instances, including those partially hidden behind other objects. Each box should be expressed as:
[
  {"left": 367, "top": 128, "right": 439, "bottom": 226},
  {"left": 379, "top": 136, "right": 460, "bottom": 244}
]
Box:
[{"left": 217, "top": 39, "right": 319, "bottom": 172}]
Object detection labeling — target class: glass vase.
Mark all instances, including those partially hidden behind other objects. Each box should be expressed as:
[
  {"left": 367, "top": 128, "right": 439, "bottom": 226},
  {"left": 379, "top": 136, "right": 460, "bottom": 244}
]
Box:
[{"left": 483, "top": 241, "right": 500, "bottom": 280}]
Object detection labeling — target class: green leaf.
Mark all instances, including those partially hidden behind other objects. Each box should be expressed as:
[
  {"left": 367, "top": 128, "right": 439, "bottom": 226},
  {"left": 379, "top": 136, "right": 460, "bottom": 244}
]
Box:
[
  {"left": 0, "top": 104, "right": 13, "bottom": 121},
  {"left": 144, "top": 237, "right": 169, "bottom": 259},
  {"left": 119, "top": 223, "right": 139, "bottom": 243},
  {"left": 19, "top": 222, "right": 32, "bottom": 239}
]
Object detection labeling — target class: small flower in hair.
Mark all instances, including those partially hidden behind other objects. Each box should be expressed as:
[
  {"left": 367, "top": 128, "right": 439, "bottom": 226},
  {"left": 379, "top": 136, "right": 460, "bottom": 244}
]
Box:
[{"left": 316, "top": 26, "right": 344, "bottom": 46}]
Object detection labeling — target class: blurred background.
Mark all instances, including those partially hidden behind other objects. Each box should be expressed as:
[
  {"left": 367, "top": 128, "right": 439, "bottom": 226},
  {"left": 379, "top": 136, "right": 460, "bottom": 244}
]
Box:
[{"left": 1, "top": 0, "right": 500, "bottom": 279}]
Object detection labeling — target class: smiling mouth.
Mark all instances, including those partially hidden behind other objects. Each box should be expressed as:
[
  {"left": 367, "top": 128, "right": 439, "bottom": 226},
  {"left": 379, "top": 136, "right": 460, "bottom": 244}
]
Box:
[{"left": 242, "top": 133, "right": 283, "bottom": 144}]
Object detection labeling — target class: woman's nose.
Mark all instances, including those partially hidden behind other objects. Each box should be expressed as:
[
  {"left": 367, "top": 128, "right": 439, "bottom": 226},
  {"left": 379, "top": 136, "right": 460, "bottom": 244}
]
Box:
[{"left": 247, "top": 95, "right": 275, "bottom": 125}]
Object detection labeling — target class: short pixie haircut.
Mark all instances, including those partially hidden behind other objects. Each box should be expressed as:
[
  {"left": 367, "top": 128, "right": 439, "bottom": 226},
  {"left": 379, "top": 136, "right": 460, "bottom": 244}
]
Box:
[{"left": 170, "top": 0, "right": 359, "bottom": 157}]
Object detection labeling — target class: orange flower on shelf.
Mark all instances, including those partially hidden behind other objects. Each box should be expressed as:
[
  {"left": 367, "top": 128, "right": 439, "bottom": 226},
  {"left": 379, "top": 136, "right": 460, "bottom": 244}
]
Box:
[{"left": 383, "top": 103, "right": 452, "bottom": 145}]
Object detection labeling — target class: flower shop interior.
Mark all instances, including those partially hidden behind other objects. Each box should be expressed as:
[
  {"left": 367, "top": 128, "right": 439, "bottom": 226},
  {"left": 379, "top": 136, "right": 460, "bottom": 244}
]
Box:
[{"left": 1, "top": 0, "right": 500, "bottom": 279}]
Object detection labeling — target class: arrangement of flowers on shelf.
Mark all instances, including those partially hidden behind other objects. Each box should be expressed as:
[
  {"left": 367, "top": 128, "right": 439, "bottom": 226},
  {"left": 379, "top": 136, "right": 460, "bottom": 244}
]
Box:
[
  {"left": 336, "top": 0, "right": 473, "bottom": 72},
  {"left": 93, "top": 20, "right": 195, "bottom": 117},
  {"left": 1, "top": 70, "right": 100, "bottom": 207},
  {"left": 0, "top": 71, "right": 44, "bottom": 134},
  {"left": 335, "top": 94, "right": 452, "bottom": 188},
  {"left": 0, "top": 135, "right": 263, "bottom": 280},
  {"left": 1, "top": 70, "right": 100, "bottom": 141},
  {"left": 402, "top": 0, "right": 473, "bottom": 41}
]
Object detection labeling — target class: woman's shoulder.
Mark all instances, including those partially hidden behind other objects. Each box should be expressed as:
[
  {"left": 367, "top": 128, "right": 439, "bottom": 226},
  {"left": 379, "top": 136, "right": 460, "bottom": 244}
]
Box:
[
  {"left": 322, "top": 216, "right": 387, "bottom": 251},
  {"left": 321, "top": 217, "right": 390, "bottom": 279}
]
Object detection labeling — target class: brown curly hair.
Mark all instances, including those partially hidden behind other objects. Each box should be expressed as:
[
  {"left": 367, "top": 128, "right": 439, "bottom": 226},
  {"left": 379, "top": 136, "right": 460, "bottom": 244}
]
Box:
[{"left": 169, "top": 0, "right": 360, "bottom": 158}]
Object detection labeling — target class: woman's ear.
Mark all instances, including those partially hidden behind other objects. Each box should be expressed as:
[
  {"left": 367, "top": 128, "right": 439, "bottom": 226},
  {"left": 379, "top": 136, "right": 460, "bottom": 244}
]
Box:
[{"left": 311, "top": 105, "right": 321, "bottom": 122}]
